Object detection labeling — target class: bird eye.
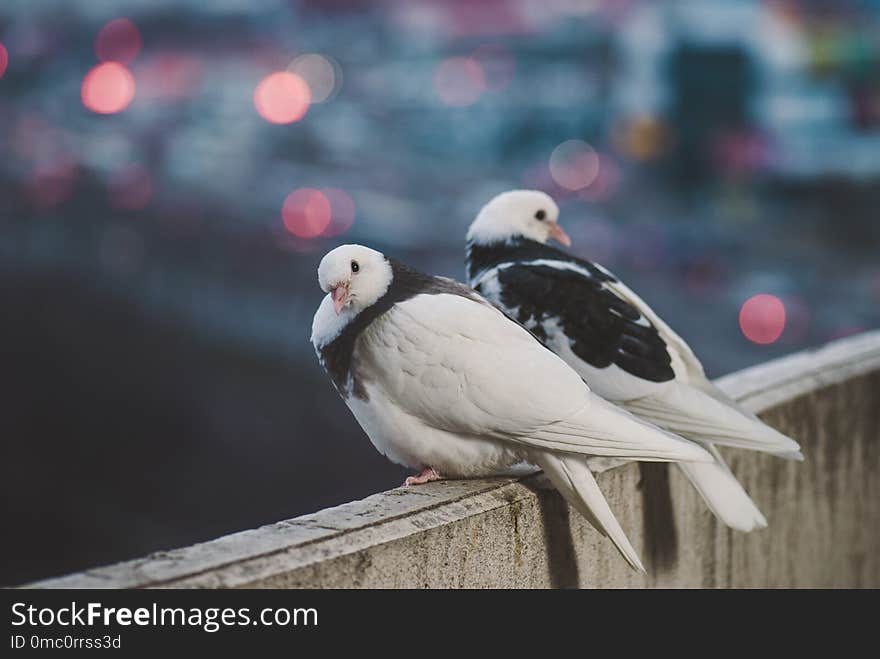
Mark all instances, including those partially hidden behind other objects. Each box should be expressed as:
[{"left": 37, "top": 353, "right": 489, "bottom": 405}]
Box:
[
  {"left": 351, "top": 260, "right": 360, "bottom": 273},
  {"left": 534, "top": 210, "right": 546, "bottom": 221}
]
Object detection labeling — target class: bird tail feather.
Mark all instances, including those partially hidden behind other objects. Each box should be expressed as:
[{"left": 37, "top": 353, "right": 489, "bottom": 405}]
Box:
[
  {"left": 532, "top": 451, "right": 645, "bottom": 572},
  {"left": 675, "top": 445, "right": 767, "bottom": 532},
  {"left": 624, "top": 384, "right": 802, "bottom": 458}
]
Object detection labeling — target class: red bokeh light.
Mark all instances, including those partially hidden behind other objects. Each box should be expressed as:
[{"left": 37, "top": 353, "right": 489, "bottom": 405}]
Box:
[
  {"left": 254, "top": 72, "right": 311, "bottom": 124},
  {"left": 108, "top": 164, "right": 152, "bottom": 211},
  {"left": 95, "top": 18, "right": 142, "bottom": 64},
  {"left": 282, "top": 188, "right": 331, "bottom": 238},
  {"left": 739, "top": 294, "right": 786, "bottom": 345},
  {"left": 81, "top": 62, "right": 135, "bottom": 114},
  {"left": 0, "top": 42, "right": 8, "bottom": 79},
  {"left": 434, "top": 57, "right": 485, "bottom": 107},
  {"left": 322, "top": 188, "right": 356, "bottom": 237}
]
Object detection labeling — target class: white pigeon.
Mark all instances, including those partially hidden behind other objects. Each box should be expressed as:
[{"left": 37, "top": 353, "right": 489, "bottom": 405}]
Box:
[
  {"left": 311, "top": 244, "right": 715, "bottom": 571},
  {"left": 465, "top": 190, "right": 803, "bottom": 533}
]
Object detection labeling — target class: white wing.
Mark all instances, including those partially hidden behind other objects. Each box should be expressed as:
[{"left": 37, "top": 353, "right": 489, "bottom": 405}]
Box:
[{"left": 357, "top": 293, "right": 711, "bottom": 463}]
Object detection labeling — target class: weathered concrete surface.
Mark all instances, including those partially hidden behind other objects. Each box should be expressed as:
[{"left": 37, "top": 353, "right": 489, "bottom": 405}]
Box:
[{"left": 27, "top": 331, "right": 880, "bottom": 588}]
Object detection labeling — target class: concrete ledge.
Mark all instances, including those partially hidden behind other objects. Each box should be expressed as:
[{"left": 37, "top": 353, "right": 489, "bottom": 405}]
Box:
[{"left": 27, "top": 331, "right": 880, "bottom": 588}]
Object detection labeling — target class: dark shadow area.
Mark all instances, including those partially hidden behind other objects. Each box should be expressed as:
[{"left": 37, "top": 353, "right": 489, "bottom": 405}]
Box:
[
  {"left": 525, "top": 480, "right": 580, "bottom": 588},
  {"left": 638, "top": 463, "right": 679, "bottom": 572},
  {"left": 0, "top": 268, "right": 408, "bottom": 586}
]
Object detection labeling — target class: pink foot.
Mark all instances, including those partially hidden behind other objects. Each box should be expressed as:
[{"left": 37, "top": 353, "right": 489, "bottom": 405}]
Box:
[{"left": 403, "top": 467, "right": 441, "bottom": 487}]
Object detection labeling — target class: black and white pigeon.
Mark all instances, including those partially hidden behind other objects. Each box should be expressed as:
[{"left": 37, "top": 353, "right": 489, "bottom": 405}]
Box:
[
  {"left": 311, "top": 243, "right": 715, "bottom": 571},
  {"left": 465, "top": 190, "right": 803, "bottom": 533}
]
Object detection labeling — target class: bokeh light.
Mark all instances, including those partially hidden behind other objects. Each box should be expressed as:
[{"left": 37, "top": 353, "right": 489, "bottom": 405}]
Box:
[
  {"left": 739, "top": 294, "right": 786, "bottom": 344},
  {"left": 0, "top": 42, "right": 8, "bottom": 79},
  {"left": 254, "top": 72, "right": 311, "bottom": 124},
  {"left": 95, "top": 18, "right": 142, "bottom": 64},
  {"left": 322, "top": 188, "right": 356, "bottom": 237},
  {"left": 434, "top": 57, "right": 485, "bottom": 107},
  {"left": 549, "top": 140, "right": 601, "bottom": 191},
  {"left": 288, "top": 54, "right": 341, "bottom": 104},
  {"left": 81, "top": 62, "right": 135, "bottom": 114},
  {"left": 282, "top": 188, "right": 331, "bottom": 238},
  {"left": 108, "top": 164, "right": 153, "bottom": 211},
  {"left": 613, "top": 116, "right": 669, "bottom": 161}
]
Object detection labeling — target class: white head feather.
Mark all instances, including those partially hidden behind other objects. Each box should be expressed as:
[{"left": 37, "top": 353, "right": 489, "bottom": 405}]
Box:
[
  {"left": 467, "top": 190, "right": 564, "bottom": 246},
  {"left": 311, "top": 244, "right": 393, "bottom": 347}
]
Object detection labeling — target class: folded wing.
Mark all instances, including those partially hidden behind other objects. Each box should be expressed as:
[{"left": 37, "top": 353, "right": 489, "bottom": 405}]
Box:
[{"left": 359, "top": 292, "right": 712, "bottom": 464}]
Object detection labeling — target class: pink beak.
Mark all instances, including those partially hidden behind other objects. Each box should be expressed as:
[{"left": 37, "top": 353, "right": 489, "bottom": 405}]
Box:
[
  {"left": 548, "top": 222, "right": 572, "bottom": 247},
  {"left": 331, "top": 283, "right": 349, "bottom": 315}
]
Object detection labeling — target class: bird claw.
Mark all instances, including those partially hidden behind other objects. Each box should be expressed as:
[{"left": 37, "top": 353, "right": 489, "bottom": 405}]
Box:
[{"left": 403, "top": 468, "right": 440, "bottom": 486}]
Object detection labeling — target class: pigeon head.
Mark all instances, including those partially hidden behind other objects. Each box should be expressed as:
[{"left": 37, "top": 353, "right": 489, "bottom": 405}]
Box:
[
  {"left": 467, "top": 190, "right": 571, "bottom": 247},
  {"left": 318, "top": 244, "right": 393, "bottom": 316}
]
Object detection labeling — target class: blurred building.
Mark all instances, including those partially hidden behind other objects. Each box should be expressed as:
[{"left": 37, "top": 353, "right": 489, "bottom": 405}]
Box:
[{"left": 615, "top": 0, "right": 880, "bottom": 180}]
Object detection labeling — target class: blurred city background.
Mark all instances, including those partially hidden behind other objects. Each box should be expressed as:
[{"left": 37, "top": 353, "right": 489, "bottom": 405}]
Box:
[{"left": 2, "top": 0, "right": 879, "bottom": 586}]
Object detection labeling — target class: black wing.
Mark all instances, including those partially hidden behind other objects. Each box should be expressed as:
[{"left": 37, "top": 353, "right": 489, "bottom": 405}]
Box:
[{"left": 485, "top": 263, "right": 675, "bottom": 383}]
